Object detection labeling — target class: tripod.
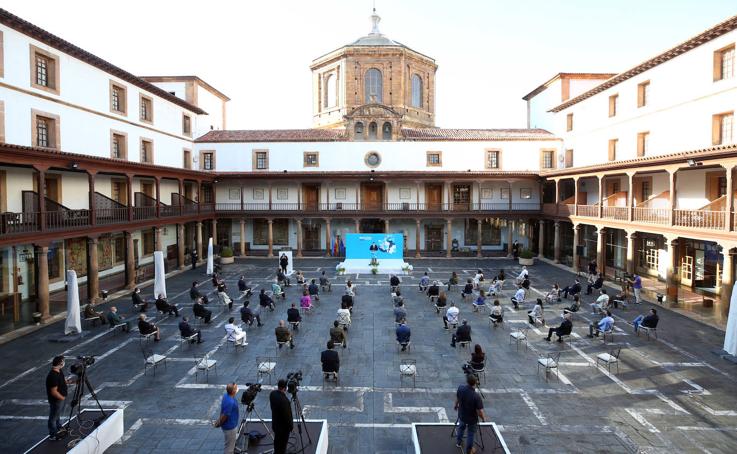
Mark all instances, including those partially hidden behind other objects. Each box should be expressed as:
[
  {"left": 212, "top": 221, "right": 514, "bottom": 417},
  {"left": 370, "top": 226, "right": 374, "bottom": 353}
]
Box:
[
  {"left": 450, "top": 415, "right": 485, "bottom": 452},
  {"left": 235, "top": 402, "right": 274, "bottom": 454},
  {"left": 287, "top": 391, "right": 312, "bottom": 454},
  {"left": 66, "top": 364, "right": 106, "bottom": 444}
]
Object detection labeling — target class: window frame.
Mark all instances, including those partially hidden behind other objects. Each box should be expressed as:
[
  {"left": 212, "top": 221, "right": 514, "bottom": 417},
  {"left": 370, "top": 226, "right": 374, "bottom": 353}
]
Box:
[
  {"left": 712, "top": 111, "right": 734, "bottom": 145},
  {"left": 324, "top": 72, "right": 337, "bottom": 108},
  {"left": 139, "top": 93, "right": 154, "bottom": 124},
  {"left": 110, "top": 129, "right": 128, "bottom": 160},
  {"left": 183, "top": 148, "right": 192, "bottom": 169},
  {"left": 253, "top": 149, "right": 269, "bottom": 170},
  {"left": 637, "top": 80, "right": 650, "bottom": 108},
  {"left": 29, "top": 45, "right": 60, "bottom": 95},
  {"left": 182, "top": 113, "right": 192, "bottom": 136},
  {"left": 637, "top": 131, "right": 649, "bottom": 157},
  {"left": 364, "top": 68, "right": 383, "bottom": 104},
  {"left": 411, "top": 73, "right": 423, "bottom": 108},
  {"left": 303, "top": 151, "right": 319, "bottom": 168},
  {"left": 200, "top": 150, "right": 216, "bottom": 171},
  {"left": 608, "top": 94, "right": 618, "bottom": 117},
  {"left": 31, "top": 109, "right": 60, "bottom": 149},
  {"left": 566, "top": 113, "right": 573, "bottom": 131},
  {"left": 539, "top": 149, "right": 555, "bottom": 170},
  {"left": 109, "top": 80, "right": 128, "bottom": 115},
  {"left": 713, "top": 43, "right": 735, "bottom": 81},
  {"left": 485, "top": 149, "right": 501, "bottom": 169},
  {"left": 139, "top": 138, "right": 154, "bottom": 164},
  {"left": 426, "top": 151, "right": 442, "bottom": 167},
  {"left": 564, "top": 149, "right": 573, "bottom": 168},
  {"left": 608, "top": 138, "right": 618, "bottom": 161}
]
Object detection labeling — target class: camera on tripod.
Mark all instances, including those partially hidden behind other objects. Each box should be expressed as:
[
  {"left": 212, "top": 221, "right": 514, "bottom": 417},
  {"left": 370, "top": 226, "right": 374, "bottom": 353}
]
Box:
[
  {"left": 286, "top": 371, "right": 303, "bottom": 395},
  {"left": 70, "top": 355, "right": 95, "bottom": 376},
  {"left": 462, "top": 363, "right": 479, "bottom": 380},
  {"left": 241, "top": 382, "right": 262, "bottom": 407}
]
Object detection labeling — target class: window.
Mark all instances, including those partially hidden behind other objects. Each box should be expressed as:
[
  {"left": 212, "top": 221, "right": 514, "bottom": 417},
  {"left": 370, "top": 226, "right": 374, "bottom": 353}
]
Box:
[
  {"left": 637, "top": 131, "right": 649, "bottom": 157},
  {"left": 182, "top": 114, "right": 192, "bottom": 136},
  {"left": 608, "top": 94, "right": 618, "bottom": 117},
  {"left": 140, "top": 139, "right": 153, "bottom": 163},
  {"left": 368, "top": 122, "right": 378, "bottom": 140},
  {"left": 202, "top": 185, "right": 214, "bottom": 203},
  {"left": 364, "top": 68, "right": 382, "bottom": 103},
  {"left": 354, "top": 122, "right": 364, "bottom": 140},
  {"left": 111, "top": 180, "right": 127, "bottom": 204},
  {"left": 540, "top": 149, "right": 555, "bottom": 169},
  {"left": 713, "top": 112, "right": 734, "bottom": 145},
  {"left": 201, "top": 151, "right": 215, "bottom": 170},
  {"left": 109, "top": 81, "right": 127, "bottom": 114},
  {"left": 324, "top": 73, "right": 336, "bottom": 108},
  {"left": 382, "top": 122, "right": 392, "bottom": 140},
  {"left": 142, "top": 230, "right": 155, "bottom": 255},
  {"left": 254, "top": 219, "right": 288, "bottom": 245},
  {"left": 608, "top": 139, "right": 618, "bottom": 161},
  {"left": 637, "top": 81, "right": 650, "bottom": 107},
  {"left": 426, "top": 151, "right": 442, "bottom": 167},
  {"left": 566, "top": 113, "right": 573, "bottom": 131},
  {"left": 182, "top": 149, "right": 191, "bottom": 169},
  {"left": 411, "top": 74, "right": 423, "bottom": 108},
  {"left": 110, "top": 130, "right": 127, "bottom": 159},
  {"left": 30, "top": 45, "right": 59, "bottom": 94},
  {"left": 464, "top": 219, "right": 501, "bottom": 246},
  {"left": 253, "top": 150, "right": 269, "bottom": 170},
  {"left": 364, "top": 151, "right": 382, "bottom": 168},
  {"left": 641, "top": 180, "right": 652, "bottom": 201},
  {"left": 139, "top": 94, "right": 153, "bottom": 123},
  {"left": 714, "top": 44, "right": 735, "bottom": 81},
  {"left": 485, "top": 149, "right": 501, "bottom": 169},
  {"left": 31, "top": 110, "right": 60, "bottom": 149},
  {"left": 113, "top": 236, "right": 125, "bottom": 264},
  {"left": 564, "top": 149, "right": 573, "bottom": 168},
  {"left": 304, "top": 151, "right": 319, "bottom": 167}
]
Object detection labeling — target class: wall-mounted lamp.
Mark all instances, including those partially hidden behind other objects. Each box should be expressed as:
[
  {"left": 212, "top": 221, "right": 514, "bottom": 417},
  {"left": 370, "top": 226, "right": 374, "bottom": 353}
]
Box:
[
  {"left": 69, "top": 162, "right": 79, "bottom": 170},
  {"left": 686, "top": 159, "right": 702, "bottom": 167}
]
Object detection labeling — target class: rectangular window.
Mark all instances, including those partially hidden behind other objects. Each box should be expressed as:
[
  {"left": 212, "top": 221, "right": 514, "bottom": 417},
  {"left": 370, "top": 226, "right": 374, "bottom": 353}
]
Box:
[
  {"left": 253, "top": 219, "right": 289, "bottom": 245},
  {"left": 111, "top": 180, "right": 127, "bottom": 204},
  {"left": 464, "top": 219, "right": 501, "bottom": 246},
  {"left": 713, "top": 112, "right": 734, "bottom": 145},
  {"left": 139, "top": 94, "right": 153, "bottom": 123},
  {"left": 30, "top": 45, "right": 59, "bottom": 94},
  {"left": 641, "top": 180, "right": 652, "bottom": 201},
  {"left": 566, "top": 113, "right": 573, "bottom": 131},
  {"left": 608, "top": 94, "right": 618, "bottom": 117},
  {"left": 37, "top": 117, "right": 49, "bottom": 147},
  {"left": 540, "top": 149, "right": 555, "bottom": 169},
  {"left": 203, "top": 152, "right": 214, "bottom": 170},
  {"left": 637, "top": 81, "right": 650, "bottom": 107},
  {"left": 183, "top": 149, "right": 192, "bottom": 169},
  {"left": 608, "top": 139, "right": 618, "bottom": 161},
  {"left": 637, "top": 131, "right": 649, "bottom": 157},
  {"left": 485, "top": 149, "right": 501, "bottom": 169},
  {"left": 303, "top": 151, "right": 319, "bottom": 167},
  {"left": 564, "top": 149, "right": 573, "bottom": 168},
  {"left": 253, "top": 150, "right": 269, "bottom": 170},
  {"left": 31, "top": 110, "right": 60, "bottom": 149},
  {"left": 182, "top": 114, "right": 192, "bottom": 136},
  {"left": 110, "top": 130, "right": 127, "bottom": 159},
  {"left": 140, "top": 139, "right": 153, "bottom": 163},
  {"left": 714, "top": 44, "right": 736, "bottom": 81},
  {"left": 202, "top": 185, "right": 214, "bottom": 203},
  {"left": 426, "top": 151, "right": 442, "bottom": 166},
  {"left": 142, "top": 230, "right": 155, "bottom": 255},
  {"left": 109, "top": 81, "right": 127, "bottom": 114}
]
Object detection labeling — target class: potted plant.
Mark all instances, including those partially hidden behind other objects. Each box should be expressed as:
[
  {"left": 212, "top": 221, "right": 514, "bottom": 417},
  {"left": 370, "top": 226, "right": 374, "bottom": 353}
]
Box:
[
  {"left": 336, "top": 265, "right": 346, "bottom": 275},
  {"left": 371, "top": 266, "right": 379, "bottom": 275},
  {"left": 401, "top": 264, "right": 413, "bottom": 275},
  {"left": 219, "top": 246, "right": 234, "bottom": 264},
  {"left": 518, "top": 248, "right": 535, "bottom": 266}
]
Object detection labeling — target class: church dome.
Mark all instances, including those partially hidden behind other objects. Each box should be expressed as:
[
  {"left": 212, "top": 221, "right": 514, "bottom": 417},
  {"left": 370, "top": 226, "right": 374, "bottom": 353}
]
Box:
[{"left": 346, "top": 9, "right": 406, "bottom": 48}]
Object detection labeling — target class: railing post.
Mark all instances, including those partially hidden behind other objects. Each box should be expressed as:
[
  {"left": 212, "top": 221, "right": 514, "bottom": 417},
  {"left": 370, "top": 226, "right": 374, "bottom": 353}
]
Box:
[
  {"left": 597, "top": 175, "right": 604, "bottom": 219},
  {"left": 725, "top": 165, "right": 734, "bottom": 232},
  {"left": 155, "top": 176, "right": 161, "bottom": 218},
  {"left": 668, "top": 169, "right": 677, "bottom": 226},
  {"left": 88, "top": 171, "right": 97, "bottom": 227},
  {"left": 35, "top": 165, "right": 48, "bottom": 232},
  {"left": 126, "top": 173, "right": 134, "bottom": 222}
]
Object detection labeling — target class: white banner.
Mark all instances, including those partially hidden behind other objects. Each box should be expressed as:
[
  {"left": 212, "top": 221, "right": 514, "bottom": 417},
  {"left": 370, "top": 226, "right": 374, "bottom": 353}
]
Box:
[
  {"left": 153, "top": 251, "right": 167, "bottom": 299},
  {"left": 723, "top": 287, "right": 737, "bottom": 356},
  {"left": 206, "top": 238, "right": 214, "bottom": 275},
  {"left": 64, "top": 270, "right": 81, "bottom": 335}
]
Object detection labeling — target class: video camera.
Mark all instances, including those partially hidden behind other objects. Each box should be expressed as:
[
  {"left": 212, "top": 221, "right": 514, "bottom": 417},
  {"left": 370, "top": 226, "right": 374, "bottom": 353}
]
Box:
[
  {"left": 70, "top": 355, "right": 96, "bottom": 376},
  {"left": 286, "top": 371, "right": 303, "bottom": 395},
  {"left": 461, "top": 363, "right": 479, "bottom": 380},
  {"left": 241, "top": 382, "right": 262, "bottom": 406}
]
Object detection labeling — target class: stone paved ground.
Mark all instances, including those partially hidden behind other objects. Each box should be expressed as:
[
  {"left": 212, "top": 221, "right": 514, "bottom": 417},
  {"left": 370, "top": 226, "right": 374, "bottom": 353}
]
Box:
[{"left": 2, "top": 258, "right": 737, "bottom": 453}]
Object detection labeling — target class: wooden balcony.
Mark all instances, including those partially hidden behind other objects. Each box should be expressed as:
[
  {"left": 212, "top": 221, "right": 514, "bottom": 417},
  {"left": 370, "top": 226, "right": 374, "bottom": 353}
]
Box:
[
  {"left": 633, "top": 207, "right": 669, "bottom": 225},
  {"left": 214, "top": 202, "right": 541, "bottom": 216},
  {"left": 602, "top": 206, "right": 628, "bottom": 221},
  {"left": 577, "top": 205, "right": 599, "bottom": 217},
  {"left": 674, "top": 209, "right": 725, "bottom": 230}
]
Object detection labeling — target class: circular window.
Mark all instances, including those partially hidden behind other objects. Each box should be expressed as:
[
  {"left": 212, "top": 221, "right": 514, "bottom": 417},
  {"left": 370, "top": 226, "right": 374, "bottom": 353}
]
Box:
[{"left": 364, "top": 151, "right": 382, "bottom": 168}]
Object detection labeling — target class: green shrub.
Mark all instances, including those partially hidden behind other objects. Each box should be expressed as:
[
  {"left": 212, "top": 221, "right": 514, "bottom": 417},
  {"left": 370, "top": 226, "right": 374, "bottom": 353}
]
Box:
[
  {"left": 220, "top": 246, "right": 234, "bottom": 258},
  {"left": 519, "top": 249, "right": 535, "bottom": 259}
]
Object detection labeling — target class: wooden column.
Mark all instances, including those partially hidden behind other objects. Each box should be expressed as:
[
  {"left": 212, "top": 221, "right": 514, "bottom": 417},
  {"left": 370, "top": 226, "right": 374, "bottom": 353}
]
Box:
[
  {"left": 88, "top": 171, "right": 97, "bottom": 227},
  {"left": 415, "top": 219, "right": 422, "bottom": 258},
  {"left": 721, "top": 246, "right": 734, "bottom": 319},
  {"left": 36, "top": 166, "right": 47, "bottom": 231},
  {"left": 125, "top": 231, "right": 135, "bottom": 289},
  {"left": 177, "top": 224, "right": 185, "bottom": 270},
  {"left": 325, "top": 219, "right": 331, "bottom": 256},
  {"left": 573, "top": 177, "right": 579, "bottom": 216},
  {"left": 668, "top": 170, "right": 677, "bottom": 226},
  {"left": 87, "top": 236, "right": 99, "bottom": 303},
  {"left": 296, "top": 219, "right": 303, "bottom": 258},
  {"left": 384, "top": 218, "right": 390, "bottom": 233},
  {"left": 597, "top": 176, "right": 604, "bottom": 218},
  {"left": 626, "top": 231, "right": 636, "bottom": 275},
  {"left": 267, "top": 219, "right": 274, "bottom": 257},
  {"left": 240, "top": 182, "right": 245, "bottom": 212},
  {"left": 554, "top": 179, "right": 560, "bottom": 215},
  {"left": 507, "top": 220, "right": 514, "bottom": 257},
  {"left": 725, "top": 166, "right": 734, "bottom": 232},
  {"left": 572, "top": 224, "right": 581, "bottom": 273},
  {"left": 196, "top": 221, "right": 203, "bottom": 261},
  {"left": 178, "top": 178, "right": 184, "bottom": 214},
  {"left": 446, "top": 218, "right": 453, "bottom": 258},
  {"left": 627, "top": 172, "right": 635, "bottom": 222},
  {"left": 155, "top": 177, "right": 161, "bottom": 218},
  {"left": 665, "top": 237, "right": 679, "bottom": 303},
  {"left": 553, "top": 221, "right": 561, "bottom": 263},
  {"left": 126, "top": 174, "right": 134, "bottom": 221},
  {"left": 268, "top": 183, "right": 273, "bottom": 211},
  {"left": 476, "top": 218, "right": 483, "bottom": 258},
  {"left": 355, "top": 218, "right": 360, "bottom": 233},
  {"left": 211, "top": 219, "right": 218, "bottom": 245},
  {"left": 537, "top": 220, "right": 545, "bottom": 258},
  {"left": 35, "top": 243, "right": 50, "bottom": 320},
  {"left": 239, "top": 219, "right": 246, "bottom": 256},
  {"left": 154, "top": 227, "right": 162, "bottom": 252},
  {"left": 507, "top": 181, "right": 513, "bottom": 211},
  {"left": 596, "top": 227, "right": 606, "bottom": 276},
  {"left": 415, "top": 182, "right": 421, "bottom": 209}
]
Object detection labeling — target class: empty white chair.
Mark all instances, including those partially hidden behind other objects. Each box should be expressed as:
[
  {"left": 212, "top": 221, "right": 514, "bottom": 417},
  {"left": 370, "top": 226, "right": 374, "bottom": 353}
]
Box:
[
  {"left": 596, "top": 348, "right": 621, "bottom": 374},
  {"left": 399, "top": 359, "right": 417, "bottom": 387}
]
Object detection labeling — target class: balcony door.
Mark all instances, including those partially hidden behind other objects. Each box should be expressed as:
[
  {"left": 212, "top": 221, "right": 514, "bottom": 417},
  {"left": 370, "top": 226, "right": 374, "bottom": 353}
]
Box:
[
  {"left": 453, "top": 184, "right": 471, "bottom": 211},
  {"left": 302, "top": 184, "right": 320, "bottom": 211},
  {"left": 425, "top": 225, "right": 443, "bottom": 251},
  {"left": 426, "top": 184, "right": 443, "bottom": 211},
  {"left": 681, "top": 255, "right": 694, "bottom": 287},
  {"left": 303, "top": 223, "right": 321, "bottom": 250},
  {"left": 361, "top": 183, "right": 383, "bottom": 211}
]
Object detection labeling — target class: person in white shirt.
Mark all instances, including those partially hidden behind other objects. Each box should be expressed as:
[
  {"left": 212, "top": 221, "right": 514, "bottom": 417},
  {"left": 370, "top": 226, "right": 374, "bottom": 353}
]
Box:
[
  {"left": 515, "top": 266, "right": 529, "bottom": 285},
  {"left": 224, "top": 317, "right": 247, "bottom": 345},
  {"left": 489, "top": 299, "right": 504, "bottom": 327},
  {"left": 336, "top": 302, "right": 352, "bottom": 329},
  {"left": 511, "top": 286, "right": 526, "bottom": 309},
  {"left": 443, "top": 302, "right": 460, "bottom": 330},
  {"left": 590, "top": 289, "right": 610, "bottom": 314},
  {"left": 345, "top": 280, "right": 357, "bottom": 297},
  {"left": 527, "top": 298, "right": 544, "bottom": 325},
  {"left": 218, "top": 289, "right": 233, "bottom": 311},
  {"left": 472, "top": 270, "right": 484, "bottom": 289},
  {"left": 488, "top": 278, "right": 502, "bottom": 296}
]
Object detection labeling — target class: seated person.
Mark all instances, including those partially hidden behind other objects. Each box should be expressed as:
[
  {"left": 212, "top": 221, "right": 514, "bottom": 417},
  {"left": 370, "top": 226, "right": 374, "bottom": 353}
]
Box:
[
  {"left": 155, "top": 294, "right": 179, "bottom": 316},
  {"left": 341, "top": 293, "right": 354, "bottom": 313},
  {"left": 295, "top": 271, "right": 305, "bottom": 286},
  {"left": 472, "top": 290, "right": 487, "bottom": 312},
  {"left": 179, "top": 316, "right": 202, "bottom": 343},
  {"left": 106, "top": 306, "right": 128, "bottom": 331},
  {"left": 587, "top": 310, "right": 614, "bottom": 338},
  {"left": 564, "top": 295, "right": 581, "bottom": 314},
  {"left": 515, "top": 266, "right": 529, "bottom": 285},
  {"left": 330, "top": 320, "right": 347, "bottom": 348},
  {"left": 345, "top": 280, "right": 357, "bottom": 297},
  {"left": 237, "top": 276, "right": 252, "bottom": 298},
  {"left": 419, "top": 272, "right": 430, "bottom": 292},
  {"left": 435, "top": 291, "right": 448, "bottom": 313},
  {"left": 259, "top": 289, "right": 275, "bottom": 311},
  {"left": 612, "top": 281, "right": 629, "bottom": 309},
  {"left": 462, "top": 279, "right": 475, "bottom": 299},
  {"left": 586, "top": 273, "right": 604, "bottom": 295},
  {"left": 392, "top": 290, "right": 404, "bottom": 306},
  {"left": 511, "top": 286, "right": 526, "bottom": 310},
  {"left": 561, "top": 279, "right": 582, "bottom": 299},
  {"left": 224, "top": 317, "right": 247, "bottom": 346},
  {"left": 521, "top": 277, "right": 531, "bottom": 290},
  {"left": 276, "top": 269, "right": 291, "bottom": 287},
  {"left": 590, "top": 289, "right": 610, "bottom": 314},
  {"left": 336, "top": 302, "right": 352, "bottom": 329},
  {"left": 394, "top": 301, "right": 407, "bottom": 324},
  {"left": 193, "top": 297, "right": 213, "bottom": 323},
  {"left": 84, "top": 302, "right": 107, "bottom": 325},
  {"left": 287, "top": 303, "right": 302, "bottom": 329},
  {"left": 395, "top": 322, "right": 411, "bottom": 351},
  {"left": 427, "top": 281, "right": 440, "bottom": 298},
  {"left": 443, "top": 302, "right": 460, "bottom": 330},
  {"left": 447, "top": 271, "right": 460, "bottom": 290},
  {"left": 190, "top": 281, "right": 203, "bottom": 302},
  {"left": 271, "top": 281, "right": 286, "bottom": 300},
  {"left": 321, "top": 341, "right": 340, "bottom": 374},
  {"left": 451, "top": 320, "right": 472, "bottom": 348},
  {"left": 308, "top": 279, "right": 320, "bottom": 301},
  {"left": 389, "top": 274, "right": 401, "bottom": 290},
  {"left": 633, "top": 308, "right": 659, "bottom": 333},
  {"left": 545, "top": 284, "right": 561, "bottom": 304},
  {"left": 137, "top": 314, "right": 160, "bottom": 341},
  {"left": 319, "top": 271, "right": 332, "bottom": 292},
  {"left": 275, "top": 320, "right": 294, "bottom": 348},
  {"left": 299, "top": 291, "right": 312, "bottom": 312},
  {"left": 488, "top": 278, "right": 502, "bottom": 296},
  {"left": 489, "top": 300, "right": 503, "bottom": 326},
  {"left": 240, "top": 300, "right": 261, "bottom": 327},
  {"left": 545, "top": 313, "right": 573, "bottom": 342},
  {"left": 527, "top": 298, "right": 544, "bottom": 325},
  {"left": 472, "top": 269, "right": 485, "bottom": 289},
  {"left": 211, "top": 273, "right": 223, "bottom": 289},
  {"left": 131, "top": 288, "right": 148, "bottom": 312},
  {"left": 496, "top": 269, "right": 506, "bottom": 281},
  {"left": 217, "top": 289, "right": 233, "bottom": 311},
  {"left": 469, "top": 344, "right": 485, "bottom": 371}
]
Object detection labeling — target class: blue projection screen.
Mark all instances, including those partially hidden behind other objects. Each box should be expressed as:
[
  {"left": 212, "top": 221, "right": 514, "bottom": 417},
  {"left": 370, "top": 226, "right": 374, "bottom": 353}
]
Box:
[{"left": 344, "top": 233, "right": 404, "bottom": 260}]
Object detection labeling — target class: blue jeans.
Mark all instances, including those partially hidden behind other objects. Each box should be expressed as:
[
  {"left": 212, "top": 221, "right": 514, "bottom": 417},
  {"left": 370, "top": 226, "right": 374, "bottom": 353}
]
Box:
[
  {"left": 456, "top": 420, "right": 477, "bottom": 452},
  {"left": 633, "top": 315, "right": 644, "bottom": 332},
  {"left": 48, "top": 399, "right": 64, "bottom": 436}
]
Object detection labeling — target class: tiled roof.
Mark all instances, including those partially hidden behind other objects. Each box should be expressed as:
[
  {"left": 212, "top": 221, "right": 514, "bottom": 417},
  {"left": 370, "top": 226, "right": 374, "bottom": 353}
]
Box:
[
  {"left": 522, "top": 73, "right": 617, "bottom": 101},
  {"left": 196, "top": 129, "right": 348, "bottom": 143},
  {"left": 401, "top": 128, "right": 557, "bottom": 141},
  {"left": 0, "top": 9, "right": 206, "bottom": 115},
  {"left": 550, "top": 14, "right": 737, "bottom": 113}
]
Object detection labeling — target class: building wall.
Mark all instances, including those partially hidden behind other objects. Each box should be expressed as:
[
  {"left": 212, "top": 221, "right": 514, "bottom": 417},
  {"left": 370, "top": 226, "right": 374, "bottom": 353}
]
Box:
[{"left": 195, "top": 84, "right": 226, "bottom": 136}]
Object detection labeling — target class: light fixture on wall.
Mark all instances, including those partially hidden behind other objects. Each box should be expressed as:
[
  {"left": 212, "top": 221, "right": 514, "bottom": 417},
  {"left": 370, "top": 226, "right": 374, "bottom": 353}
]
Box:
[
  {"left": 686, "top": 159, "right": 702, "bottom": 167},
  {"left": 68, "top": 162, "right": 79, "bottom": 170}
]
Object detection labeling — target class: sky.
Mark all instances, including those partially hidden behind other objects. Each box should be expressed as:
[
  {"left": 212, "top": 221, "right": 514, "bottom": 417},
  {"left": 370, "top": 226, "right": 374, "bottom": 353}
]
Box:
[{"left": 4, "top": 0, "right": 736, "bottom": 129}]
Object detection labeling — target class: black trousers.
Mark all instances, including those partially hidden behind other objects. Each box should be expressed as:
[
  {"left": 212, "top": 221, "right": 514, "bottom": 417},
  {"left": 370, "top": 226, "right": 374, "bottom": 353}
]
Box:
[{"left": 273, "top": 429, "right": 290, "bottom": 454}]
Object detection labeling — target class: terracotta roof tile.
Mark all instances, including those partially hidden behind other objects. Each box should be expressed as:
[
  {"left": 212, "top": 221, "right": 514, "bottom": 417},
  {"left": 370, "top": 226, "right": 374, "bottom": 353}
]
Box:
[
  {"left": 196, "top": 129, "right": 348, "bottom": 143},
  {"left": 401, "top": 128, "right": 557, "bottom": 141}
]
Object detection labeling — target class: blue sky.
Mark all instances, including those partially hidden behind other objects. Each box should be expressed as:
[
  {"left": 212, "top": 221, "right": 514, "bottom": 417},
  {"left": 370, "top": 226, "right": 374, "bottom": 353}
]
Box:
[{"left": 4, "top": 0, "right": 736, "bottom": 129}]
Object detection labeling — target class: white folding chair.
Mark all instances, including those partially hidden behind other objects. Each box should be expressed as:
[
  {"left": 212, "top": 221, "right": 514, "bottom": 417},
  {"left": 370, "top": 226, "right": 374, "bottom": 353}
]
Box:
[
  {"left": 142, "top": 346, "right": 167, "bottom": 376},
  {"left": 399, "top": 359, "right": 417, "bottom": 387},
  {"left": 537, "top": 352, "right": 560, "bottom": 382},
  {"left": 597, "top": 348, "right": 621, "bottom": 374},
  {"left": 257, "top": 356, "right": 277, "bottom": 384},
  {"left": 194, "top": 353, "right": 217, "bottom": 382}
]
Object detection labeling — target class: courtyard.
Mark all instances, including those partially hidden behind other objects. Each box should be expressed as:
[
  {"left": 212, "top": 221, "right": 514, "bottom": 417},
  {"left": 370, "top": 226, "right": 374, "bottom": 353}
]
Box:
[{"left": 0, "top": 258, "right": 736, "bottom": 453}]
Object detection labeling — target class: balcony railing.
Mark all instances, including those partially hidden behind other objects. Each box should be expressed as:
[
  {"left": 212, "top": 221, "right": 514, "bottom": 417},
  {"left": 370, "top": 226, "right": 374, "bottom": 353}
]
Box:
[
  {"left": 633, "top": 207, "right": 669, "bottom": 225},
  {"left": 96, "top": 207, "right": 129, "bottom": 225},
  {"left": 557, "top": 204, "right": 574, "bottom": 216},
  {"left": 133, "top": 206, "right": 157, "bottom": 220},
  {"left": 160, "top": 205, "right": 181, "bottom": 217},
  {"left": 577, "top": 205, "right": 599, "bottom": 217},
  {"left": 674, "top": 209, "right": 725, "bottom": 230},
  {"left": 602, "top": 206, "right": 628, "bottom": 221},
  {"left": 213, "top": 202, "right": 541, "bottom": 214},
  {"left": 1, "top": 212, "right": 39, "bottom": 235},
  {"left": 46, "top": 209, "right": 91, "bottom": 230}
]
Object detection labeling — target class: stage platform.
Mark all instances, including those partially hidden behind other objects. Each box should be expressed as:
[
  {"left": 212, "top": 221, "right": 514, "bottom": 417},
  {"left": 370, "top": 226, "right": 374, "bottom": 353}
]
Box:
[
  {"left": 25, "top": 409, "right": 123, "bottom": 454},
  {"left": 237, "top": 419, "right": 328, "bottom": 454},
  {"left": 412, "top": 422, "right": 510, "bottom": 454}
]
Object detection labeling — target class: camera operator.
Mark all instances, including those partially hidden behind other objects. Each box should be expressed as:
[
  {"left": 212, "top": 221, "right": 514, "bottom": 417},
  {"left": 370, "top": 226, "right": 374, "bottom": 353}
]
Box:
[
  {"left": 46, "top": 356, "right": 75, "bottom": 440},
  {"left": 454, "top": 374, "right": 485, "bottom": 454},
  {"left": 269, "top": 379, "right": 293, "bottom": 454},
  {"left": 214, "top": 383, "right": 239, "bottom": 454}
]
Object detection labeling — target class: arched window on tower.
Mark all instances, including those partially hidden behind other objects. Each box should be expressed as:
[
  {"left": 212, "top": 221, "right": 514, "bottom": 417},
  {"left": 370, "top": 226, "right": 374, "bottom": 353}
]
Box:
[
  {"left": 354, "top": 122, "right": 364, "bottom": 140},
  {"left": 365, "top": 68, "right": 383, "bottom": 104},
  {"left": 368, "top": 122, "right": 378, "bottom": 140},
  {"left": 324, "top": 74, "right": 336, "bottom": 108},
  {"left": 382, "top": 122, "right": 392, "bottom": 140},
  {"left": 411, "top": 74, "right": 423, "bottom": 108}
]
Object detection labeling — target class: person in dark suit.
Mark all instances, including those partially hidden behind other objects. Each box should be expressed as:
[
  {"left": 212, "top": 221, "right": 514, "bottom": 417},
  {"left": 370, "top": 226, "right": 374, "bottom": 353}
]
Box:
[
  {"left": 189, "top": 281, "right": 203, "bottom": 301},
  {"left": 131, "top": 288, "right": 148, "bottom": 312},
  {"left": 329, "top": 320, "right": 347, "bottom": 348},
  {"left": 240, "top": 300, "right": 261, "bottom": 327},
  {"left": 193, "top": 298, "right": 212, "bottom": 324},
  {"left": 545, "top": 313, "right": 573, "bottom": 342},
  {"left": 396, "top": 322, "right": 411, "bottom": 351},
  {"left": 155, "top": 294, "right": 179, "bottom": 316},
  {"left": 259, "top": 289, "right": 275, "bottom": 311},
  {"left": 287, "top": 303, "right": 302, "bottom": 329},
  {"left": 321, "top": 341, "right": 340, "bottom": 373},
  {"left": 178, "top": 316, "right": 202, "bottom": 343},
  {"left": 270, "top": 379, "right": 293, "bottom": 454},
  {"left": 137, "top": 314, "right": 160, "bottom": 341},
  {"left": 561, "top": 279, "right": 581, "bottom": 299},
  {"left": 587, "top": 273, "right": 604, "bottom": 295},
  {"left": 451, "top": 320, "right": 472, "bottom": 348},
  {"left": 341, "top": 293, "right": 354, "bottom": 313}
]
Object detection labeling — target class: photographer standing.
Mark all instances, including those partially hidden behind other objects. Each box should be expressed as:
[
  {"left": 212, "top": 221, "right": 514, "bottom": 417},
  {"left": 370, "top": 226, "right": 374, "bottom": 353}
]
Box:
[
  {"left": 269, "top": 379, "right": 293, "bottom": 454},
  {"left": 46, "top": 355, "right": 74, "bottom": 440},
  {"left": 214, "top": 383, "right": 239, "bottom": 454},
  {"left": 454, "top": 374, "right": 485, "bottom": 454}
]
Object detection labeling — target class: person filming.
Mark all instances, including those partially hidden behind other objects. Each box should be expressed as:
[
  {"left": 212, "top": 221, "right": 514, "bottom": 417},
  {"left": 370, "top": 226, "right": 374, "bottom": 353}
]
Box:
[
  {"left": 454, "top": 374, "right": 485, "bottom": 454},
  {"left": 46, "top": 355, "right": 76, "bottom": 440},
  {"left": 270, "top": 379, "right": 293, "bottom": 454}
]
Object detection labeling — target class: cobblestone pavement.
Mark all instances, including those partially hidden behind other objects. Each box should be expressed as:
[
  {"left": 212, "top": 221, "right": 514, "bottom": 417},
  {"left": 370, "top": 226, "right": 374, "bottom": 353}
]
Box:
[{"left": 2, "top": 258, "right": 737, "bottom": 453}]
